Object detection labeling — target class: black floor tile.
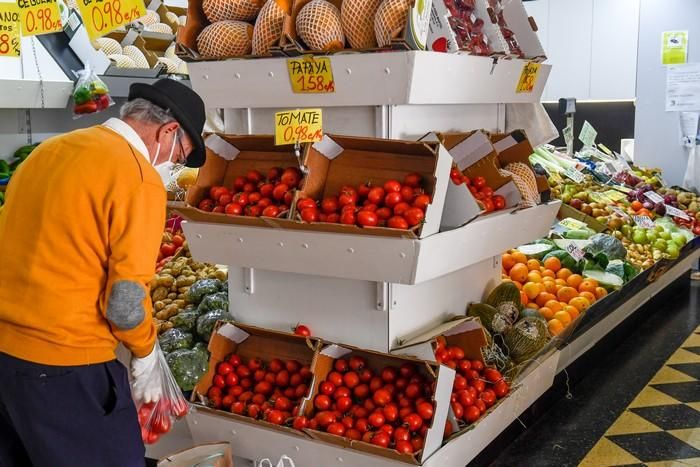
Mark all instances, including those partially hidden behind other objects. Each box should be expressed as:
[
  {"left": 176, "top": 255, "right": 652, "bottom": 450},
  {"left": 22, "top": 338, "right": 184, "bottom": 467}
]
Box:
[
  {"left": 670, "top": 362, "right": 700, "bottom": 380},
  {"left": 684, "top": 346, "right": 700, "bottom": 356},
  {"left": 630, "top": 404, "right": 700, "bottom": 430},
  {"left": 651, "top": 381, "right": 700, "bottom": 403},
  {"left": 607, "top": 432, "right": 700, "bottom": 462}
]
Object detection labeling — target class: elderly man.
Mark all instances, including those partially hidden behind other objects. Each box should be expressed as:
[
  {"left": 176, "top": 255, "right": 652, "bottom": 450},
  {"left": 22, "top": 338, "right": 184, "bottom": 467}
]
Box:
[{"left": 0, "top": 79, "right": 205, "bottom": 466}]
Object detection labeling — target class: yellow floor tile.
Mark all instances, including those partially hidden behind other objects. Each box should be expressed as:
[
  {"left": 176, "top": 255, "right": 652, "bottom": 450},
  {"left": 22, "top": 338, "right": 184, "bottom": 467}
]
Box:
[
  {"left": 628, "top": 386, "right": 682, "bottom": 408},
  {"left": 688, "top": 402, "right": 700, "bottom": 412},
  {"left": 578, "top": 437, "right": 642, "bottom": 467},
  {"left": 650, "top": 366, "right": 697, "bottom": 384},
  {"left": 682, "top": 332, "right": 700, "bottom": 347},
  {"left": 605, "top": 410, "right": 663, "bottom": 435},
  {"left": 645, "top": 459, "right": 700, "bottom": 467},
  {"left": 670, "top": 428, "right": 700, "bottom": 450},
  {"left": 666, "top": 348, "right": 700, "bottom": 365}
]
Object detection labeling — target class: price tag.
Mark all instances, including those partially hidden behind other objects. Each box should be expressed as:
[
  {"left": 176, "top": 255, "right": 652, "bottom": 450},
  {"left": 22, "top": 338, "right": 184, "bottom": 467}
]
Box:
[
  {"left": 0, "top": 4, "right": 21, "bottom": 57},
  {"left": 612, "top": 206, "right": 630, "bottom": 220},
  {"left": 598, "top": 143, "right": 614, "bottom": 156},
  {"left": 76, "top": 0, "right": 146, "bottom": 41},
  {"left": 579, "top": 121, "right": 598, "bottom": 148},
  {"left": 603, "top": 190, "right": 627, "bottom": 202},
  {"left": 633, "top": 215, "right": 654, "bottom": 228},
  {"left": 515, "top": 62, "right": 541, "bottom": 94},
  {"left": 613, "top": 185, "right": 632, "bottom": 194},
  {"left": 665, "top": 205, "right": 691, "bottom": 220},
  {"left": 287, "top": 56, "right": 335, "bottom": 94},
  {"left": 18, "top": 0, "right": 62, "bottom": 36},
  {"left": 558, "top": 217, "right": 588, "bottom": 230},
  {"left": 644, "top": 191, "right": 665, "bottom": 204},
  {"left": 566, "top": 243, "right": 586, "bottom": 261},
  {"left": 564, "top": 167, "right": 585, "bottom": 183},
  {"left": 274, "top": 108, "right": 323, "bottom": 146}
]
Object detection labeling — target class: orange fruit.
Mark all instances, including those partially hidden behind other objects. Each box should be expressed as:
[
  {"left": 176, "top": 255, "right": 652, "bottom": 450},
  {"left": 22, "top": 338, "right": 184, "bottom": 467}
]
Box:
[
  {"left": 527, "top": 259, "right": 541, "bottom": 271},
  {"left": 535, "top": 292, "right": 557, "bottom": 308},
  {"left": 527, "top": 271, "right": 543, "bottom": 283},
  {"left": 543, "top": 256, "right": 561, "bottom": 272},
  {"left": 555, "top": 278, "right": 567, "bottom": 287},
  {"left": 544, "top": 300, "right": 562, "bottom": 313},
  {"left": 511, "top": 251, "right": 527, "bottom": 264},
  {"left": 542, "top": 269, "right": 556, "bottom": 279},
  {"left": 526, "top": 302, "right": 540, "bottom": 310},
  {"left": 556, "top": 268, "right": 573, "bottom": 280},
  {"left": 548, "top": 319, "right": 564, "bottom": 336},
  {"left": 512, "top": 280, "right": 523, "bottom": 290},
  {"left": 509, "top": 263, "right": 529, "bottom": 283},
  {"left": 594, "top": 287, "right": 608, "bottom": 299},
  {"left": 578, "top": 279, "right": 598, "bottom": 294},
  {"left": 543, "top": 281, "right": 558, "bottom": 294},
  {"left": 522, "top": 282, "right": 541, "bottom": 300},
  {"left": 557, "top": 286, "right": 579, "bottom": 304},
  {"left": 563, "top": 305, "right": 580, "bottom": 320},
  {"left": 554, "top": 310, "right": 572, "bottom": 327},
  {"left": 566, "top": 274, "right": 584, "bottom": 289},
  {"left": 502, "top": 253, "right": 516, "bottom": 272},
  {"left": 580, "top": 291, "right": 596, "bottom": 304},
  {"left": 569, "top": 296, "right": 591, "bottom": 313},
  {"left": 520, "top": 290, "right": 529, "bottom": 306},
  {"left": 539, "top": 307, "right": 555, "bottom": 320}
]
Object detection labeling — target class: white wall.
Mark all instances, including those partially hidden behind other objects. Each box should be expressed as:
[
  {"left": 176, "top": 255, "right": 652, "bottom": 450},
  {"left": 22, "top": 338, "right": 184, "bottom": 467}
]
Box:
[
  {"left": 525, "top": 0, "right": 640, "bottom": 102},
  {"left": 634, "top": 0, "right": 700, "bottom": 186}
]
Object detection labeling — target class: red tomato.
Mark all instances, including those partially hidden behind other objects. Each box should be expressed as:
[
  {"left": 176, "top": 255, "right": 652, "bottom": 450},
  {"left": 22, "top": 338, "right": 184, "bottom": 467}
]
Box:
[
  {"left": 286, "top": 360, "right": 301, "bottom": 373},
  {"left": 403, "top": 413, "right": 423, "bottom": 432},
  {"left": 483, "top": 198, "right": 495, "bottom": 212},
  {"left": 354, "top": 384, "right": 369, "bottom": 399},
  {"left": 359, "top": 368, "right": 373, "bottom": 383},
  {"left": 252, "top": 393, "right": 265, "bottom": 405},
  {"left": 472, "top": 379, "right": 486, "bottom": 393},
  {"left": 370, "top": 431, "right": 390, "bottom": 448},
  {"left": 315, "top": 411, "right": 337, "bottom": 428},
  {"left": 458, "top": 360, "right": 472, "bottom": 373},
  {"left": 336, "top": 396, "right": 353, "bottom": 413},
  {"left": 296, "top": 198, "right": 316, "bottom": 211},
  {"left": 246, "top": 205, "right": 262, "bottom": 217},
  {"left": 368, "top": 412, "right": 385, "bottom": 428},
  {"left": 413, "top": 194, "right": 431, "bottom": 210},
  {"left": 281, "top": 167, "right": 302, "bottom": 188},
  {"left": 209, "top": 186, "right": 227, "bottom": 200},
  {"left": 261, "top": 205, "right": 280, "bottom": 217},
  {"left": 349, "top": 357, "right": 366, "bottom": 371},
  {"left": 471, "top": 360, "right": 484, "bottom": 372},
  {"left": 259, "top": 183, "right": 274, "bottom": 198},
  {"left": 451, "top": 401, "right": 464, "bottom": 420},
  {"left": 315, "top": 395, "right": 332, "bottom": 410},
  {"left": 343, "top": 372, "right": 360, "bottom": 389},
  {"left": 475, "top": 399, "right": 486, "bottom": 415},
  {"left": 266, "top": 410, "right": 285, "bottom": 425},
  {"left": 254, "top": 381, "right": 273, "bottom": 395},
  {"left": 293, "top": 324, "right": 311, "bottom": 337},
  {"left": 405, "top": 383, "right": 421, "bottom": 400},
  {"left": 384, "top": 192, "right": 403, "bottom": 208},
  {"left": 366, "top": 187, "right": 385, "bottom": 205},
  {"left": 224, "top": 373, "right": 238, "bottom": 387},
  {"left": 357, "top": 182, "right": 371, "bottom": 199},
  {"left": 328, "top": 371, "right": 344, "bottom": 387},
  {"left": 245, "top": 170, "right": 262, "bottom": 183},
  {"left": 355, "top": 418, "right": 369, "bottom": 433},
  {"left": 494, "top": 380, "right": 510, "bottom": 398},
  {"left": 417, "top": 402, "right": 434, "bottom": 420},
  {"left": 320, "top": 196, "right": 339, "bottom": 214},
  {"left": 224, "top": 203, "right": 243, "bottom": 216},
  {"left": 448, "top": 346, "right": 465, "bottom": 361},
  {"left": 493, "top": 194, "right": 506, "bottom": 210},
  {"left": 267, "top": 167, "right": 282, "bottom": 181},
  {"left": 346, "top": 428, "right": 362, "bottom": 440},
  {"left": 465, "top": 405, "right": 480, "bottom": 423},
  {"left": 217, "top": 193, "right": 233, "bottom": 206},
  {"left": 300, "top": 208, "right": 320, "bottom": 223},
  {"left": 387, "top": 216, "right": 409, "bottom": 229},
  {"left": 376, "top": 207, "right": 392, "bottom": 220},
  {"left": 395, "top": 440, "right": 414, "bottom": 454},
  {"left": 292, "top": 416, "right": 308, "bottom": 430},
  {"left": 473, "top": 176, "right": 487, "bottom": 189},
  {"left": 394, "top": 427, "right": 411, "bottom": 442},
  {"left": 411, "top": 436, "right": 424, "bottom": 452},
  {"left": 247, "top": 192, "right": 261, "bottom": 204},
  {"left": 369, "top": 376, "right": 383, "bottom": 393},
  {"left": 275, "top": 371, "right": 290, "bottom": 388},
  {"left": 383, "top": 180, "right": 402, "bottom": 193},
  {"left": 450, "top": 168, "right": 463, "bottom": 183},
  {"left": 257, "top": 197, "right": 272, "bottom": 209},
  {"left": 480, "top": 186, "right": 494, "bottom": 198},
  {"left": 275, "top": 397, "right": 293, "bottom": 412},
  {"left": 483, "top": 368, "right": 502, "bottom": 383},
  {"left": 284, "top": 191, "right": 294, "bottom": 206},
  {"left": 198, "top": 199, "right": 215, "bottom": 212},
  {"left": 400, "top": 186, "right": 415, "bottom": 202},
  {"left": 383, "top": 404, "right": 399, "bottom": 422},
  {"left": 400, "top": 363, "right": 416, "bottom": 379},
  {"left": 403, "top": 173, "right": 422, "bottom": 188},
  {"left": 373, "top": 389, "right": 392, "bottom": 407},
  {"left": 458, "top": 390, "right": 474, "bottom": 407},
  {"left": 339, "top": 186, "right": 358, "bottom": 204},
  {"left": 326, "top": 422, "right": 346, "bottom": 436},
  {"left": 361, "top": 202, "right": 378, "bottom": 212},
  {"left": 393, "top": 202, "right": 411, "bottom": 216},
  {"left": 320, "top": 381, "right": 336, "bottom": 396},
  {"left": 453, "top": 375, "right": 468, "bottom": 391},
  {"left": 326, "top": 213, "right": 340, "bottom": 223},
  {"left": 242, "top": 183, "right": 256, "bottom": 194},
  {"left": 213, "top": 375, "right": 225, "bottom": 389},
  {"left": 340, "top": 211, "right": 356, "bottom": 225},
  {"left": 357, "top": 210, "right": 379, "bottom": 227},
  {"left": 480, "top": 389, "right": 497, "bottom": 408},
  {"left": 403, "top": 208, "right": 425, "bottom": 227},
  {"left": 272, "top": 184, "right": 289, "bottom": 201}
]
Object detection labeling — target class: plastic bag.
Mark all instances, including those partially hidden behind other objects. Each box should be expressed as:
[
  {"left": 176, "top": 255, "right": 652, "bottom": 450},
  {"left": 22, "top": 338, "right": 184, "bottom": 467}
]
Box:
[
  {"left": 134, "top": 344, "right": 190, "bottom": 445},
  {"left": 72, "top": 64, "right": 113, "bottom": 118},
  {"left": 158, "top": 327, "right": 194, "bottom": 354},
  {"left": 166, "top": 347, "right": 210, "bottom": 391},
  {"left": 256, "top": 455, "right": 296, "bottom": 467}
]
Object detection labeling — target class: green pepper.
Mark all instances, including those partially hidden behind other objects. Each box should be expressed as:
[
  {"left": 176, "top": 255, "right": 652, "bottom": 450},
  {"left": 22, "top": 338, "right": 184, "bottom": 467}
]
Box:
[{"left": 73, "top": 86, "right": 92, "bottom": 105}]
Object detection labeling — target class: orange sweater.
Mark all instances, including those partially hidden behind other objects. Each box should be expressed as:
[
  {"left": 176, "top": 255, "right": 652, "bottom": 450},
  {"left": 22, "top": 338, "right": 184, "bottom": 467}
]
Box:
[{"left": 0, "top": 126, "right": 165, "bottom": 366}]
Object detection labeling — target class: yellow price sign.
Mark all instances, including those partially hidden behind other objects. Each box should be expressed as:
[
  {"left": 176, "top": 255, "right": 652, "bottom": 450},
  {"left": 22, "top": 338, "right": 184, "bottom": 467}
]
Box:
[
  {"left": 275, "top": 108, "right": 323, "bottom": 146},
  {"left": 0, "top": 4, "right": 21, "bottom": 57},
  {"left": 17, "top": 0, "right": 62, "bottom": 36},
  {"left": 287, "top": 56, "right": 335, "bottom": 93},
  {"left": 603, "top": 190, "right": 627, "bottom": 202},
  {"left": 77, "top": 0, "right": 146, "bottom": 41},
  {"left": 516, "top": 62, "right": 541, "bottom": 94}
]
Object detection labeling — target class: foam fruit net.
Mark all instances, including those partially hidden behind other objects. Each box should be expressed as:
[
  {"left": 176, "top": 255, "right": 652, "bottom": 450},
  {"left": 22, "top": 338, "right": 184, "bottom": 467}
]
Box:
[
  {"left": 341, "top": 0, "right": 382, "bottom": 49},
  {"left": 374, "top": 0, "right": 410, "bottom": 48},
  {"left": 500, "top": 162, "right": 540, "bottom": 207},
  {"left": 197, "top": 20, "right": 253, "bottom": 58},
  {"left": 203, "top": 0, "right": 261, "bottom": 22},
  {"left": 252, "top": 0, "right": 286, "bottom": 55},
  {"left": 296, "top": 0, "right": 345, "bottom": 51}
]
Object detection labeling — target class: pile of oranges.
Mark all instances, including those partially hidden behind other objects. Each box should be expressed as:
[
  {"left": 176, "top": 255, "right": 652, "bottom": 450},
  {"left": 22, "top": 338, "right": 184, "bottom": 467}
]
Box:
[{"left": 501, "top": 250, "right": 608, "bottom": 337}]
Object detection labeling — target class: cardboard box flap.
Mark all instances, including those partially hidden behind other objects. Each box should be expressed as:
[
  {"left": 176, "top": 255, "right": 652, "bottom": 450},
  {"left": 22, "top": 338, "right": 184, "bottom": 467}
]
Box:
[
  {"left": 396, "top": 317, "right": 474, "bottom": 348},
  {"left": 311, "top": 135, "right": 344, "bottom": 160},
  {"left": 205, "top": 134, "right": 240, "bottom": 161},
  {"left": 393, "top": 317, "right": 489, "bottom": 364},
  {"left": 216, "top": 322, "right": 250, "bottom": 344},
  {"left": 448, "top": 131, "right": 496, "bottom": 171},
  {"left": 158, "top": 442, "right": 233, "bottom": 467}
]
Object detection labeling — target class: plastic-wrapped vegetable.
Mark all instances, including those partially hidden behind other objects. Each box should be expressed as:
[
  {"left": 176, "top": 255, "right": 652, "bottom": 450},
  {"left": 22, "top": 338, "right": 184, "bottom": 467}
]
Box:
[
  {"left": 187, "top": 279, "right": 223, "bottom": 304},
  {"left": 166, "top": 348, "right": 210, "bottom": 391},
  {"left": 196, "top": 309, "right": 232, "bottom": 342},
  {"left": 193, "top": 342, "right": 209, "bottom": 357},
  {"left": 168, "top": 310, "right": 199, "bottom": 332},
  {"left": 197, "top": 292, "right": 229, "bottom": 315},
  {"left": 584, "top": 233, "right": 627, "bottom": 267},
  {"left": 158, "top": 328, "right": 194, "bottom": 354}
]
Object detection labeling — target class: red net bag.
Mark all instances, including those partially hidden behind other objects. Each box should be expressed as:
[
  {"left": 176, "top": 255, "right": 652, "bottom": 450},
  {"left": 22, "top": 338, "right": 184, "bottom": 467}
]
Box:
[
  {"left": 296, "top": 0, "right": 345, "bottom": 51},
  {"left": 197, "top": 20, "right": 253, "bottom": 58}
]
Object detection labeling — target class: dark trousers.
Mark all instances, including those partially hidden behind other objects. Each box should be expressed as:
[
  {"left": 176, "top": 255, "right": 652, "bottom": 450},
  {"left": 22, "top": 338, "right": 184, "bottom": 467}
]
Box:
[{"left": 0, "top": 352, "right": 145, "bottom": 467}]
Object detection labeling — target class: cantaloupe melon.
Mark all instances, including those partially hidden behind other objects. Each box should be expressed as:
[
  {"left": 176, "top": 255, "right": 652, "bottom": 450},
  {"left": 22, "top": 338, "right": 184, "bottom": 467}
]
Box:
[
  {"left": 197, "top": 20, "right": 253, "bottom": 58},
  {"left": 108, "top": 54, "right": 137, "bottom": 68},
  {"left": 341, "top": 0, "right": 381, "bottom": 48},
  {"left": 157, "top": 57, "right": 179, "bottom": 73},
  {"left": 146, "top": 22, "right": 174, "bottom": 34},
  {"left": 123, "top": 45, "right": 150, "bottom": 69},
  {"left": 296, "top": 0, "right": 344, "bottom": 51},
  {"left": 203, "top": 0, "right": 262, "bottom": 22},
  {"left": 374, "top": 0, "right": 409, "bottom": 47},
  {"left": 95, "top": 37, "right": 122, "bottom": 55},
  {"left": 138, "top": 10, "right": 160, "bottom": 26},
  {"left": 252, "top": 0, "right": 290, "bottom": 56}
]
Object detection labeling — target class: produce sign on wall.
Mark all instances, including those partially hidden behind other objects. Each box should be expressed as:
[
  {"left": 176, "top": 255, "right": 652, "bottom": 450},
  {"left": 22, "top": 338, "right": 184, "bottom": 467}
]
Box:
[
  {"left": 515, "top": 62, "right": 540, "bottom": 94},
  {"left": 76, "top": 0, "right": 145, "bottom": 41},
  {"left": 0, "top": 3, "right": 21, "bottom": 57},
  {"left": 274, "top": 108, "right": 323, "bottom": 145},
  {"left": 17, "top": 0, "right": 62, "bottom": 36},
  {"left": 287, "top": 56, "right": 335, "bottom": 93}
]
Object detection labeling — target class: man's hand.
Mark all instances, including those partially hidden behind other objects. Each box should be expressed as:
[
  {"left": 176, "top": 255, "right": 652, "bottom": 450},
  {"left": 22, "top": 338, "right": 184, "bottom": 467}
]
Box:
[{"left": 131, "top": 343, "right": 164, "bottom": 403}]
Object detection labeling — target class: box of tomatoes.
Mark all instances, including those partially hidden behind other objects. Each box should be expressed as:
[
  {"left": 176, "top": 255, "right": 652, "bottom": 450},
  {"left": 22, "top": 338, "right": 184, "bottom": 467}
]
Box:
[
  {"left": 266, "top": 134, "right": 452, "bottom": 239},
  {"left": 300, "top": 342, "right": 456, "bottom": 464}
]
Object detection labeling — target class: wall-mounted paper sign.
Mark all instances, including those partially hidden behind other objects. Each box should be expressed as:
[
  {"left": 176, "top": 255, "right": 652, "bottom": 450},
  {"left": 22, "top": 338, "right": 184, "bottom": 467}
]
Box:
[{"left": 662, "top": 31, "right": 688, "bottom": 65}]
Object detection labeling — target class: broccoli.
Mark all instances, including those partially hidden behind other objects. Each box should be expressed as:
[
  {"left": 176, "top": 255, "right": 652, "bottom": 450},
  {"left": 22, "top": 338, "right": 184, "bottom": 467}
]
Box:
[
  {"left": 166, "top": 348, "right": 209, "bottom": 391},
  {"left": 197, "top": 292, "right": 229, "bottom": 315},
  {"left": 196, "top": 309, "right": 232, "bottom": 342},
  {"left": 187, "top": 279, "right": 223, "bottom": 304},
  {"left": 169, "top": 310, "right": 198, "bottom": 333},
  {"left": 158, "top": 328, "right": 193, "bottom": 354}
]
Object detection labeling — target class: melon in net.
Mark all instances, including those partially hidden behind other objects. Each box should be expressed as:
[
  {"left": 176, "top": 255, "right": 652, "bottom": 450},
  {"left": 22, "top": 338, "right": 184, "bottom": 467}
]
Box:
[
  {"left": 203, "top": 0, "right": 262, "bottom": 22},
  {"left": 252, "top": 0, "right": 290, "bottom": 56},
  {"left": 146, "top": 22, "right": 174, "bottom": 34},
  {"left": 95, "top": 37, "right": 122, "bottom": 55},
  {"left": 123, "top": 45, "right": 150, "bottom": 69},
  {"left": 138, "top": 10, "right": 160, "bottom": 26},
  {"left": 341, "top": 0, "right": 381, "bottom": 48},
  {"left": 374, "top": 0, "right": 410, "bottom": 47},
  {"left": 296, "top": 0, "right": 345, "bottom": 51},
  {"left": 500, "top": 162, "right": 540, "bottom": 207},
  {"left": 197, "top": 20, "right": 253, "bottom": 58}
]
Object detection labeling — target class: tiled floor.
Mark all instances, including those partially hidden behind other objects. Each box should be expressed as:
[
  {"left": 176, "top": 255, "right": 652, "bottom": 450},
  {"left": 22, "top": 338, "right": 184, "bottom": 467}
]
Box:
[{"left": 579, "top": 327, "right": 700, "bottom": 466}]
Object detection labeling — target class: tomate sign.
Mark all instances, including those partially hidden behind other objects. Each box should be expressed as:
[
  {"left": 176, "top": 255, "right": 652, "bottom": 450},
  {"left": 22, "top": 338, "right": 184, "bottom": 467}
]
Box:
[
  {"left": 76, "top": 0, "right": 146, "bottom": 41},
  {"left": 274, "top": 109, "right": 323, "bottom": 146},
  {"left": 0, "top": 4, "right": 21, "bottom": 57},
  {"left": 17, "top": 0, "right": 62, "bottom": 36}
]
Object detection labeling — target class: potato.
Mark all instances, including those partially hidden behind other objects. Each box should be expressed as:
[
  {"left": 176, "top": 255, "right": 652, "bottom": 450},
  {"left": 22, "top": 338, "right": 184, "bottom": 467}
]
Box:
[
  {"left": 162, "top": 298, "right": 173, "bottom": 305},
  {"left": 167, "top": 292, "right": 177, "bottom": 300},
  {"left": 178, "top": 286, "right": 189, "bottom": 294},
  {"left": 152, "top": 286, "right": 169, "bottom": 302},
  {"left": 173, "top": 299, "right": 186, "bottom": 308},
  {"left": 160, "top": 268, "right": 173, "bottom": 276},
  {"left": 214, "top": 269, "right": 228, "bottom": 281},
  {"left": 154, "top": 301, "right": 166, "bottom": 311},
  {"left": 156, "top": 310, "right": 168, "bottom": 320},
  {"left": 158, "top": 274, "right": 175, "bottom": 288}
]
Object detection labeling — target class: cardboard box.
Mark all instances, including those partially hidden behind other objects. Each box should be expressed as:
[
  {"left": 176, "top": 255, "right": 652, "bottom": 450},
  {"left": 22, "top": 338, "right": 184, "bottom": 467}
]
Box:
[
  {"left": 158, "top": 442, "right": 234, "bottom": 466},
  {"left": 176, "top": 134, "right": 301, "bottom": 227},
  {"left": 499, "top": 0, "right": 546, "bottom": 61},
  {"left": 303, "top": 343, "right": 455, "bottom": 464},
  {"left": 427, "top": 0, "right": 491, "bottom": 55},
  {"left": 104, "top": 30, "right": 166, "bottom": 77},
  {"left": 491, "top": 130, "right": 550, "bottom": 194},
  {"left": 191, "top": 322, "right": 322, "bottom": 437},
  {"left": 270, "top": 134, "right": 451, "bottom": 239},
  {"left": 392, "top": 317, "right": 488, "bottom": 364},
  {"left": 281, "top": 0, "right": 433, "bottom": 55},
  {"left": 557, "top": 203, "right": 607, "bottom": 233}
]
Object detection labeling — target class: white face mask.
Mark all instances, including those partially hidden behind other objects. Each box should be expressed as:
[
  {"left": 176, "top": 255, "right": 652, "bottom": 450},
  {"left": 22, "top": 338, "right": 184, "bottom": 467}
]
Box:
[{"left": 152, "top": 131, "right": 179, "bottom": 187}]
